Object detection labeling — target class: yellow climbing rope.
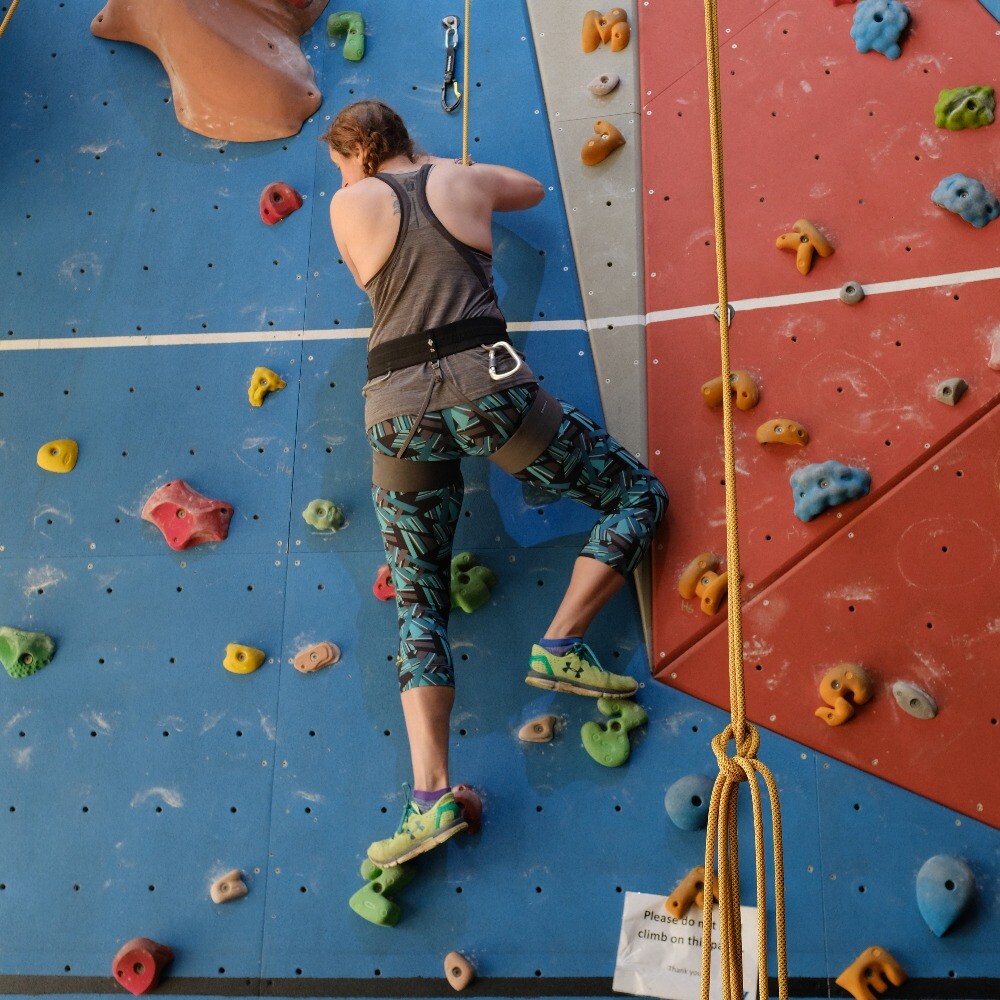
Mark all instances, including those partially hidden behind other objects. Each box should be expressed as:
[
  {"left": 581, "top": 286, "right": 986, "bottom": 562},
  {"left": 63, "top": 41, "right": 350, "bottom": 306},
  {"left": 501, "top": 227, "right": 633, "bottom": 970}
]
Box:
[
  {"left": 0, "top": 0, "right": 21, "bottom": 40},
  {"left": 698, "top": 0, "right": 789, "bottom": 997},
  {"left": 461, "top": 0, "right": 471, "bottom": 165}
]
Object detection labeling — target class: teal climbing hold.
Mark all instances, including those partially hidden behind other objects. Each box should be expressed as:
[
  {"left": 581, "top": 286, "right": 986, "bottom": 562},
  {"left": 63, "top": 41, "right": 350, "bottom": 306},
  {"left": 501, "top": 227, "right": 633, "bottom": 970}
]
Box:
[
  {"left": 327, "top": 11, "right": 365, "bottom": 61},
  {"left": 934, "top": 86, "right": 995, "bottom": 131},
  {"left": 850, "top": 0, "right": 910, "bottom": 59},
  {"left": 0, "top": 627, "right": 56, "bottom": 679},
  {"left": 916, "top": 855, "right": 975, "bottom": 937},
  {"left": 581, "top": 698, "right": 648, "bottom": 767},
  {"left": 664, "top": 774, "right": 714, "bottom": 830},
  {"left": 348, "top": 859, "right": 415, "bottom": 927},
  {"left": 450, "top": 552, "right": 497, "bottom": 613},
  {"left": 302, "top": 499, "right": 345, "bottom": 532}
]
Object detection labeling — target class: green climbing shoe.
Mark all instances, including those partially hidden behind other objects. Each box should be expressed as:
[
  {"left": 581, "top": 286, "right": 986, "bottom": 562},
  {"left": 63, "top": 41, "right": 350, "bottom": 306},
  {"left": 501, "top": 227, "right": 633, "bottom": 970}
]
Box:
[
  {"left": 525, "top": 641, "right": 638, "bottom": 698},
  {"left": 367, "top": 788, "right": 468, "bottom": 868}
]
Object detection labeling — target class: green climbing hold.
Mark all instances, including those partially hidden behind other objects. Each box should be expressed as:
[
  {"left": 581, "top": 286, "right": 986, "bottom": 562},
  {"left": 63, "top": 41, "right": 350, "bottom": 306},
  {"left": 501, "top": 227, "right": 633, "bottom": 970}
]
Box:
[
  {"left": 349, "top": 859, "right": 415, "bottom": 927},
  {"left": 934, "top": 86, "right": 995, "bottom": 131},
  {"left": 327, "top": 11, "right": 365, "bottom": 61},
  {"left": 302, "top": 499, "right": 345, "bottom": 532},
  {"left": 450, "top": 552, "right": 497, "bottom": 613},
  {"left": 0, "top": 627, "right": 56, "bottom": 679},
  {"left": 581, "top": 698, "right": 648, "bottom": 767}
]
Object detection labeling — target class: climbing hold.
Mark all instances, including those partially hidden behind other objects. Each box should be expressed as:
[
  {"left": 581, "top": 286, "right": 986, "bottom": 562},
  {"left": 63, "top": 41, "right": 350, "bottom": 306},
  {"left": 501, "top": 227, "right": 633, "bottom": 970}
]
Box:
[
  {"left": 450, "top": 552, "right": 497, "bottom": 613},
  {"left": 293, "top": 641, "right": 340, "bottom": 674},
  {"left": 850, "top": 0, "right": 910, "bottom": 59},
  {"left": 349, "top": 859, "right": 415, "bottom": 927},
  {"left": 815, "top": 662, "right": 873, "bottom": 726},
  {"left": 302, "top": 499, "right": 345, "bottom": 532},
  {"left": 581, "top": 698, "right": 647, "bottom": 767},
  {"left": 581, "top": 120, "right": 626, "bottom": 166},
  {"left": 701, "top": 370, "right": 759, "bottom": 410},
  {"left": 790, "top": 460, "right": 870, "bottom": 522},
  {"left": 141, "top": 480, "right": 234, "bottom": 551},
  {"left": 223, "top": 644, "right": 266, "bottom": 675},
  {"left": 444, "top": 952, "right": 475, "bottom": 992},
  {"left": 112, "top": 938, "right": 174, "bottom": 995},
  {"left": 451, "top": 784, "right": 482, "bottom": 836},
  {"left": 210, "top": 869, "right": 248, "bottom": 904},
  {"left": 934, "top": 86, "right": 995, "bottom": 130},
  {"left": 36, "top": 439, "right": 79, "bottom": 473},
  {"left": 327, "top": 11, "right": 365, "bottom": 61},
  {"left": 664, "top": 774, "right": 714, "bottom": 830},
  {"left": 934, "top": 377, "right": 968, "bottom": 406},
  {"left": 248, "top": 366, "right": 286, "bottom": 406},
  {"left": 916, "top": 855, "right": 975, "bottom": 936},
  {"left": 373, "top": 564, "right": 395, "bottom": 601},
  {"left": 665, "top": 866, "right": 718, "bottom": 920},
  {"left": 836, "top": 946, "right": 907, "bottom": 1000},
  {"left": 756, "top": 419, "right": 809, "bottom": 446},
  {"left": 776, "top": 218, "right": 834, "bottom": 275},
  {"left": 892, "top": 681, "right": 937, "bottom": 720},
  {"left": 931, "top": 173, "right": 1000, "bottom": 228},
  {"left": 259, "top": 182, "right": 303, "bottom": 225},
  {"left": 677, "top": 552, "right": 729, "bottom": 616},
  {"left": 839, "top": 281, "right": 865, "bottom": 304},
  {"left": 519, "top": 714, "right": 558, "bottom": 743},
  {"left": 581, "top": 9, "right": 629, "bottom": 52},
  {"left": 588, "top": 73, "right": 621, "bottom": 97},
  {"left": 0, "top": 627, "right": 56, "bottom": 679}
]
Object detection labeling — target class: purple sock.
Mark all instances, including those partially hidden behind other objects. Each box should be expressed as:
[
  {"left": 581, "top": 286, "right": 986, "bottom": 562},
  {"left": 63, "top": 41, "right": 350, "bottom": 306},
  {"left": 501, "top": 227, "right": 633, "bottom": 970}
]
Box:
[
  {"left": 538, "top": 635, "right": 581, "bottom": 656},
  {"left": 413, "top": 787, "right": 451, "bottom": 811}
]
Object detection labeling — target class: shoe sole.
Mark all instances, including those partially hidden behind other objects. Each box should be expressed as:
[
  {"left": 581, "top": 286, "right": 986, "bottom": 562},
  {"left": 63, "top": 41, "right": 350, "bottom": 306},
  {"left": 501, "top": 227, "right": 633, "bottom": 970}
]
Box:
[
  {"left": 524, "top": 674, "right": 638, "bottom": 698},
  {"left": 368, "top": 818, "right": 469, "bottom": 869}
]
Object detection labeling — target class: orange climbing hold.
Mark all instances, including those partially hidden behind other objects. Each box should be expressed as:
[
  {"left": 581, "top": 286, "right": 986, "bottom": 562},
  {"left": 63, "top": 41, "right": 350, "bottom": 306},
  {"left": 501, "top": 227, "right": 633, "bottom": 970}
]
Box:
[
  {"left": 776, "top": 218, "right": 834, "bottom": 275},
  {"left": 701, "top": 370, "right": 759, "bottom": 410},
  {"left": 756, "top": 418, "right": 809, "bottom": 446},
  {"left": 678, "top": 552, "right": 729, "bottom": 616},
  {"left": 815, "top": 662, "right": 873, "bottom": 726},
  {"left": 581, "top": 120, "right": 625, "bottom": 166},
  {"left": 665, "top": 866, "right": 718, "bottom": 919},
  {"left": 581, "top": 9, "right": 630, "bottom": 52},
  {"left": 835, "top": 946, "right": 907, "bottom": 1000}
]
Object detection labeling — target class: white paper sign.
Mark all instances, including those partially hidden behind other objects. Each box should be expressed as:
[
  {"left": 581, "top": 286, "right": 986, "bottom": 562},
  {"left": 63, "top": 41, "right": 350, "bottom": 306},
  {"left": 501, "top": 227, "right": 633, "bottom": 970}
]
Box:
[{"left": 613, "top": 891, "right": 758, "bottom": 1000}]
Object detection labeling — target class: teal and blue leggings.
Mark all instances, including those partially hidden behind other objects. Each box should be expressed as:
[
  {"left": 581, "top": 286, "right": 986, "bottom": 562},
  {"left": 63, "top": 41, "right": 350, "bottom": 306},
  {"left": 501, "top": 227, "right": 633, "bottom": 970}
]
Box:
[{"left": 368, "top": 383, "right": 667, "bottom": 693}]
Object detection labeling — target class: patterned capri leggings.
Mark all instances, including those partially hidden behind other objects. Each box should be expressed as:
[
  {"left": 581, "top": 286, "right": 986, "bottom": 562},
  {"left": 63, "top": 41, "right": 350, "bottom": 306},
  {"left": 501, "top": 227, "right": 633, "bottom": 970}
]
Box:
[{"left": 368, "top": 382, "right": 668, "bottom": 693}]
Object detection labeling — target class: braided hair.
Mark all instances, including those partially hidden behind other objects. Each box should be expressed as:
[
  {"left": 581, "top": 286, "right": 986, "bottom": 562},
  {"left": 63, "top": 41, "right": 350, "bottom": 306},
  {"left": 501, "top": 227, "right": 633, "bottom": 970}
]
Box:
[{"left": 321, "top": 100, "right": 416, "bottom": 176}]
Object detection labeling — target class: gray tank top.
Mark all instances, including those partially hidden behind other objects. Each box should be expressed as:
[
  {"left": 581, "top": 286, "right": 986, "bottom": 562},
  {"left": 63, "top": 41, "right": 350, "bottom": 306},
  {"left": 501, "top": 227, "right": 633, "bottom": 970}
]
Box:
[{"left": 360, "top": 164, "right": 537, "bottom": 430}]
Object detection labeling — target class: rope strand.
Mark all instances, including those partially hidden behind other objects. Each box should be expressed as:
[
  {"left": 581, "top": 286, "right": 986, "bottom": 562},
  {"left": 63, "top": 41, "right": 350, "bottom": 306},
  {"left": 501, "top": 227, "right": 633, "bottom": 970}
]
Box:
[
  {"left": 0, "top": 0, "right": 22, "bottom": 40},
  {"left": 461, "top": 0, "right": 471, "bottom": 164},
  {"left": 697, "top": 0, "right": 790, "bottom": 995}
]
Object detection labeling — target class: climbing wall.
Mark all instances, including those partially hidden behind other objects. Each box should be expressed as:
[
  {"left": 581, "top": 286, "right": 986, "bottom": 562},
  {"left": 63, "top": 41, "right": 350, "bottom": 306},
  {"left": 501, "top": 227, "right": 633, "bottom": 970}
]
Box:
[{"left": 0, "top": 2, "right": 998, "bottom": 1000}]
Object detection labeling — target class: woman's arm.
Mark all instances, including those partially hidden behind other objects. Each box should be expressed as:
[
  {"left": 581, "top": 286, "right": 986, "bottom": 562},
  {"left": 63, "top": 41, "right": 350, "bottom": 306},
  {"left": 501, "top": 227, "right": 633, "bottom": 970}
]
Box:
[{"left": 419, "top": 154, "right": 545, "bottom": 212}]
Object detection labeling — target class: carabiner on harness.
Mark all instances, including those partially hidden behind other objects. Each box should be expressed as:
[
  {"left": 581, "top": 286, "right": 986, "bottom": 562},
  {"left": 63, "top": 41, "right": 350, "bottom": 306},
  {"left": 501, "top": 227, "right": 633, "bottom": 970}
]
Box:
[
  {"left": 441, "top": 14, "right": 463, "bottom": 113},
  {"left": 486, "top": 341, "right": 522, "bottom": 381}
]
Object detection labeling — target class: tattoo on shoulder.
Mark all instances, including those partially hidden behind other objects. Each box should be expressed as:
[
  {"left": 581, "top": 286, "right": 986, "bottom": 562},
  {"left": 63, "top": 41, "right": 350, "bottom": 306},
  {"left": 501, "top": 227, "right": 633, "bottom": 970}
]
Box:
[{"left": 392, "top": 196, "right": 400, "bottom": 216}]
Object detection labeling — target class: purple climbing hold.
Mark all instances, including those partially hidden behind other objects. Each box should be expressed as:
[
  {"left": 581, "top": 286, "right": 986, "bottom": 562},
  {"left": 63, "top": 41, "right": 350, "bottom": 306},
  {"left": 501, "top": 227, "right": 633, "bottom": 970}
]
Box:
[
  {"left": 851, "top": 0, "right": 910, "bottom": 59},
  {"left": 931, "top": 174, "right": 1000, "bottom": 229},
  {"left": 790, "top": 460, "right": 871, "bottom": 522}
]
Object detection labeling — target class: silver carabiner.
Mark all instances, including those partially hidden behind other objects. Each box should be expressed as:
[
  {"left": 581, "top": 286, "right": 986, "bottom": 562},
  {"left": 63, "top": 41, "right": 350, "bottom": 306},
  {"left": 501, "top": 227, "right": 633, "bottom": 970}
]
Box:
[{"left": 487, "top": 341, "right": 522, "bottom": 381}]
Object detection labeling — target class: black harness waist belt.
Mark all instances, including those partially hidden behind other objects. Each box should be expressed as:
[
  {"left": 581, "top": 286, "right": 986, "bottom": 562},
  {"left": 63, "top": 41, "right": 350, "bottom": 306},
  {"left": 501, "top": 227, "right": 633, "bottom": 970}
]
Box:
[
  {"left": 367, "top": 316, "right": 508, "bottom": 380},
  {"left": 371, "top": 386, "right": 564, "bottom": 491}
]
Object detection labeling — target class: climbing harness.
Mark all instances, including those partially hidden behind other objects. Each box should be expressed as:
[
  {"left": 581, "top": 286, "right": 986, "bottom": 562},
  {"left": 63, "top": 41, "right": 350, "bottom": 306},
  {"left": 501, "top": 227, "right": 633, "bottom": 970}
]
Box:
[
  {"left": 0, "top": 0, "right": 21, "bottom": 40},
  {"left": 441, "top": 15, "right": 463, "bottom": 112},
  {"left": 697, "top": 0, "right": 789, "bottom": 996}
]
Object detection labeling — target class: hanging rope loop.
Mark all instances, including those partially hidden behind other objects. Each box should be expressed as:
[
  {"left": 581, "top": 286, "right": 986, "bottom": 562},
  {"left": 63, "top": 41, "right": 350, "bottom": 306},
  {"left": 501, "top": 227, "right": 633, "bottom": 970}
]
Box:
[{"left": 712, "top": 724, "right": 759, "bottom": 783}]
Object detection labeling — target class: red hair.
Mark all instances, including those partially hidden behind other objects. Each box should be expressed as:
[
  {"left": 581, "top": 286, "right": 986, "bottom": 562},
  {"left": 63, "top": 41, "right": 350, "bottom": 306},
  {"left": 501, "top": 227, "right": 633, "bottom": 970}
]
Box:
[{"left": 320, "top": 100, "right": 415, "bottom": 177}]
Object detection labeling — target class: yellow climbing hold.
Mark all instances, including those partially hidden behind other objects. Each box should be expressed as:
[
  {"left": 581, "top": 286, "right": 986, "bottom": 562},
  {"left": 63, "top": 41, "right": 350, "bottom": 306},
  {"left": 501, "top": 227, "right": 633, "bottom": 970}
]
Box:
[
  {"left": 223, "top": 643, "right": 266, "bottom": 674},
  {"left": 36, "top": 439, "right": 79, "bottom": 473},
  {"left": 248, "top": 367, "right": 286, "bottom": 407}
]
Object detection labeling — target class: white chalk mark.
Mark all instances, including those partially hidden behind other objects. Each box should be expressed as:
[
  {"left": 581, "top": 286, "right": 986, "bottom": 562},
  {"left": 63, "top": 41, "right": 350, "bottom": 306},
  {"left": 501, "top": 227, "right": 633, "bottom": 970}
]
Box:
[
  {"left": 4, "top": 710, "right": 30, "bottom": 734},
  {"left": 294, "top": 790, "right": 324, "bottom": 803},
  {"left": 11, "top": 747, "right": 32, "bottom": 768},
  {"left": 23, "top": 565, "right": 67, "bottom": 597},
  {"left": 131, "top": 787, "right": 184, "bottom": 809}
]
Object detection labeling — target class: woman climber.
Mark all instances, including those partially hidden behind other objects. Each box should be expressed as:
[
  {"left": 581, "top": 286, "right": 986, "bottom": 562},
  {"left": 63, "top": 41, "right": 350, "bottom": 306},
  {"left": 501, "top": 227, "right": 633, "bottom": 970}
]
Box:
[{"left": 322, "top": 100, "right": 667, "bottom": 868}]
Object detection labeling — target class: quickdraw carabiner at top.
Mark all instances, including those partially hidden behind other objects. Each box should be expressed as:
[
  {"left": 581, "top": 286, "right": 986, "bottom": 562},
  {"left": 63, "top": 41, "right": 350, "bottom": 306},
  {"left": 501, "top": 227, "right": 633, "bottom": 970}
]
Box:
[{"left": 441, "top": 14, "right": 463, "bottom": 112}]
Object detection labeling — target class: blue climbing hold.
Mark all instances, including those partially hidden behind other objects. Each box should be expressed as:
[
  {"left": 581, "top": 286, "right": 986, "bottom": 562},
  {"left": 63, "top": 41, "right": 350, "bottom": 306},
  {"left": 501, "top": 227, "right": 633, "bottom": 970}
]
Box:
[
  {"left": 790, "top": 461, "right": 871, "bottom": 522},
  {"left": 916, "top": 855, "right": 975, "bottom": 937},
  {"left": 931, "top": 174, "right": 1000, "bottom": 229},
  {"left": 851, "top": 0, "right": 910, "bottom": 59},
  {"left": 664, "top": 774, "right": 714, "bottom": 831}
]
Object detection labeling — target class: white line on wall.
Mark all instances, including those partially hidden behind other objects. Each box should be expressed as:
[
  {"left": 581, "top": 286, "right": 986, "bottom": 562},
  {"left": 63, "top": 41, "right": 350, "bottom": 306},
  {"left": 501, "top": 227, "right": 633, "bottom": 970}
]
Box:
[{"left": 2, "top": 266, "right": 997, "bottom": 351}]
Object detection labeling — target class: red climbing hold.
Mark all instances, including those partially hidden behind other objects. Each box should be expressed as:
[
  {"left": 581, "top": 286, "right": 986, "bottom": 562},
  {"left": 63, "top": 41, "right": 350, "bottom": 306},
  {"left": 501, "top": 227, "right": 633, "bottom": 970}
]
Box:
[
  {"left": 141, "top": 479, "right": 234, "bottom": 551},
  {"left": 452, "top": 784, "right": 482, "bottom": 836},
  {"left": 112, "top": 937, "right": 174, "bottom": 995},
  {"left": 373, "top": 564, "right": 395, "bottom": 601},
  {"left": 260, "top": 182, "right": 303, "bottom": 224}
]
